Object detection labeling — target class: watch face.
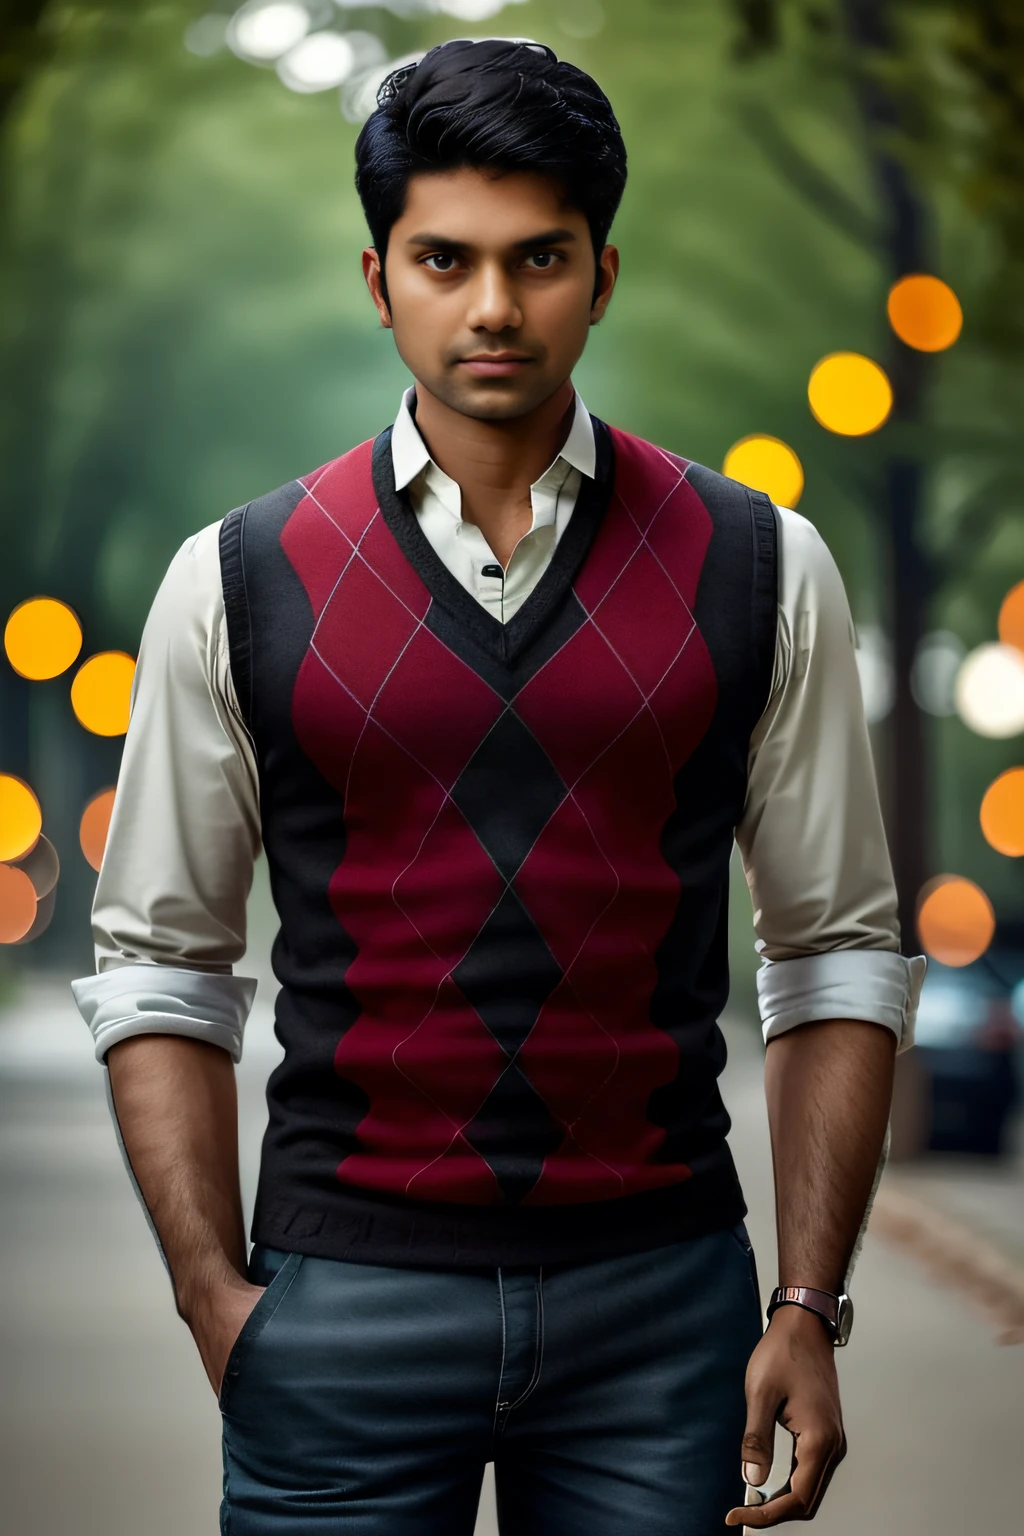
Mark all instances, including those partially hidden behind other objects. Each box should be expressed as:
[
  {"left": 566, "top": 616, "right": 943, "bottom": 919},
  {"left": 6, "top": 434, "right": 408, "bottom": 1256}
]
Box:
[{"left": 835, "top": 1294, "right": 854, "bottom": 1347}]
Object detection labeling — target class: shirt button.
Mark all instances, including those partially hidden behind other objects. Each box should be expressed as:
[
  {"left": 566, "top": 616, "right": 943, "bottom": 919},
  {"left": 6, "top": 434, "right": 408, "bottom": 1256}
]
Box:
[{"left": 480, "top": 564, "right": 504, "bottom": 581}]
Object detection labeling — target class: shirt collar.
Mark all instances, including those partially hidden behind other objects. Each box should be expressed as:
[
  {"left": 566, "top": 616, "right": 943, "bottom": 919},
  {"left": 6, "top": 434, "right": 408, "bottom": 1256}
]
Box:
[
  {"left": 391, "top": 387, "right": 432, "bottom": 492},
  {"left": 553, "top": 391, "right": 597, "bottom": 479},
  {"left": 390, "top": 385, "right": 596, "bottom": 495}
]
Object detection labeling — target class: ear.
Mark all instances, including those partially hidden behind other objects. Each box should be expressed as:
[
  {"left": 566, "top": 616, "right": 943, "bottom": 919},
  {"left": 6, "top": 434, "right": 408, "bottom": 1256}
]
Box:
[
  {"left": 362, "top": 247, "right": 392, "bottom": 328},
  {"left": 590, "top": 244, "right": 620, "bottom": 325}
]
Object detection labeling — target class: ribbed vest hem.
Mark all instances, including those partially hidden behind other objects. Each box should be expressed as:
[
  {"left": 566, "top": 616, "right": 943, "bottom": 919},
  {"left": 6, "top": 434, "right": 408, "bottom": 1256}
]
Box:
[{"left": 250, "top": 1143, "right": 745, "bottom": 1270}]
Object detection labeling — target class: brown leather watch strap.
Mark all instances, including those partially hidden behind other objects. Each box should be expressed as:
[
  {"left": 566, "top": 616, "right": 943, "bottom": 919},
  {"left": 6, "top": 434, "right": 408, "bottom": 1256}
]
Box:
[{"left": 767, "top": 1285, "right": 840, "bottom": 1339}]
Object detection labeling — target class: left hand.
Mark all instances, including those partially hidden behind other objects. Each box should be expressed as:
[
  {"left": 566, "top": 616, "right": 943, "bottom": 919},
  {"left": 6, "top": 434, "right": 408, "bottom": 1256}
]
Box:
[{"left": 725, "top": 1304, "right": 846, "bottom": 1526}]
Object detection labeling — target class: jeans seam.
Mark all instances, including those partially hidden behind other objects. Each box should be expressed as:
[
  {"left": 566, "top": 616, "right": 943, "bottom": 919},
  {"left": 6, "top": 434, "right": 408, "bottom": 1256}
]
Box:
[
  {"left": 502, "top": 1266, "right": 545, "bottom": 1414},
  {"left": 492, "top": 1267, "right": 509, "bottom": 1436},
  {"left": 221, "top": 1434, "right": 233, "bottom": 1533}
]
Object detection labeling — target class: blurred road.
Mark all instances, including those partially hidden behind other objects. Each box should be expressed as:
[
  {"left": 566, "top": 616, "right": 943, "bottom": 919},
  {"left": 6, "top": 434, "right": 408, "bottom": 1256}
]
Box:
[{"left": 1, "top": 978, "right": 1019, "bottom": 1535}]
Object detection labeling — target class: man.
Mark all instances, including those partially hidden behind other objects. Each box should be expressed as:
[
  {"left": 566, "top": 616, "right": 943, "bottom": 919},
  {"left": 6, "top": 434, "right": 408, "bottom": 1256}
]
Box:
[{"left": 73, "top": 38, "right": 923, "bottom": 1536}]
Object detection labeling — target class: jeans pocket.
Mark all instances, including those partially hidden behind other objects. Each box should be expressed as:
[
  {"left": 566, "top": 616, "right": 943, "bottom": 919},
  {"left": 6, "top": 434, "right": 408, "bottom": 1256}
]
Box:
[{"left": 218, "top": 1250, "right": 304, "bottom": 1413}]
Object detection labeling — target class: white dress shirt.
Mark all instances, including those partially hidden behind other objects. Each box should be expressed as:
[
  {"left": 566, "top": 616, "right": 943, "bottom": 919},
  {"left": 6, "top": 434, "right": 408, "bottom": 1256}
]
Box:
[
  {"left": 391, "top": 386, "right": 595, "bottom": 624},
  {"left": 72, "top": 390, "right": 924, "bottom": 1064}
]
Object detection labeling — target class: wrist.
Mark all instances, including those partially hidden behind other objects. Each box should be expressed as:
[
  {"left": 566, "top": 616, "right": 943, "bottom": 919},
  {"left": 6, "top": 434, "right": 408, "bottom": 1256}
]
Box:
[
  {"left": 175, "top": 1256, "right": 250, "bottom": 1326},
  {"left": 767, "top": 1285, "right": 854, "bottom": 1347},
  {"left": 768, "top": 1300, "right": 833, "bottom": 1338}
]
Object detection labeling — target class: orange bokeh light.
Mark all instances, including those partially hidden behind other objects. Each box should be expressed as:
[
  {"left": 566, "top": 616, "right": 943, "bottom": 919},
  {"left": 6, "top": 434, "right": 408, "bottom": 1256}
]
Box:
[
  {"left": 0, "top": 863, "right": 38, "bottom": 943},
  {"left": 980, "top": 769, "right": 1024, "bottom": 858},
  {"left": 71, "top": 651, "right": 136, "bottom": 736},
  {"left": 917, "top": 875, "right": 995, "bottom": 967},
  {"left": 4, "top": 596, "right": 83, "bottom": 680},
  {"left": 886, "top": 274, "right": 963, "bottom": 352},
  {"left": 808, "top": 352, "right": 893, "bottom": 436},
  {"left": 999, "top": 581, "right": 1024, "bottom": 654},
  {"left": 80, "top": 787, "right": 117, "bottom": 872},
  {"left": 0, "top": 774, "right": 42, "bottom": 863},
  {"left": 722, "top": 435, "right": 804, "bottom": 509}
]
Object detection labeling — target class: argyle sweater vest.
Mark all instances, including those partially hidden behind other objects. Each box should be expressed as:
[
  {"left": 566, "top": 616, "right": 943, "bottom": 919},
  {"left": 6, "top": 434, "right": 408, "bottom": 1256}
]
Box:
[{"left": 220, "top": 418, "right": 777, "bottom": 1268}]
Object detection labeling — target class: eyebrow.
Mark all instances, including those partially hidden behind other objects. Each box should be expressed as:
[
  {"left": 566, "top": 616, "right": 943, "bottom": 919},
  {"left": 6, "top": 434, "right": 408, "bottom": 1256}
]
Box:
[{"left": 405, "top": 227, "right": 579, "bottom": 251}]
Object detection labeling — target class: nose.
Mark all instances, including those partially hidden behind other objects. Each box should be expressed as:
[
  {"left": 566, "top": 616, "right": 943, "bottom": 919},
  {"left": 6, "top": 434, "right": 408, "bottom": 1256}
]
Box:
[{"left": 465, "top": 261, "right": 523, "bottom": 334}]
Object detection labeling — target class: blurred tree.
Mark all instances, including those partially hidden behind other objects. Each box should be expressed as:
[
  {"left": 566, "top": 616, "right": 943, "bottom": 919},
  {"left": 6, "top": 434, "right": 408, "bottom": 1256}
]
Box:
[
  {"left": 731, "top": 0, "right": 1024, "bottom": 948},
  {"left": 0, "top": 0, "right": 50, "bottom": 129},
  {"left": 732, "top": 1, "right": 1024, "bottom": 337},
  {"left": 0, "top": 2, "right": 411, "bottom": 964},
  {"left": 895, "top": 1, "right": 1024, "bottom": 346},
  {"left": 1, "top": 0, "right": 1020, "bottom": 976},
  {"left": 0, "top": 0, "right": 54, "bottom": 805}
]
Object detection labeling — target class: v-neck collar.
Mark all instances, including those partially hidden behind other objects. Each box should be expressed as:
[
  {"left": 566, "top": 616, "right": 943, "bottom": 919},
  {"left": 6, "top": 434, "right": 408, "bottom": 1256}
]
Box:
[{"left": 371, "top": 416, "right": 615, "bottom": 666}]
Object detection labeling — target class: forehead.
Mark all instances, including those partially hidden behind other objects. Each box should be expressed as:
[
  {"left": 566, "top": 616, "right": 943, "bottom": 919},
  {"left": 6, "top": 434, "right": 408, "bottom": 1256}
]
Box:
[{"left": 395, "top": 166, "right": 585, "bottom": 246}]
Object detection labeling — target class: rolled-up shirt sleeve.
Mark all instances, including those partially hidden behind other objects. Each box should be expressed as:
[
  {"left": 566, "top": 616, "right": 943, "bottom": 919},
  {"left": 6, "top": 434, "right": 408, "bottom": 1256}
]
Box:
[
  {"left": 736, "top": 507, "right": 925, "bottom": 1050},
  {"left": 70, "top": 521, "right": 261, "bottom": 1062}
]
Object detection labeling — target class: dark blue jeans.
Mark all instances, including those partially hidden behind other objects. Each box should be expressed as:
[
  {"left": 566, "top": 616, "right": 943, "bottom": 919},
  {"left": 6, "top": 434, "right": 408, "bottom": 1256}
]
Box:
[{"left": 220, "top": 1226, "right": 762, "bottom": 1535}]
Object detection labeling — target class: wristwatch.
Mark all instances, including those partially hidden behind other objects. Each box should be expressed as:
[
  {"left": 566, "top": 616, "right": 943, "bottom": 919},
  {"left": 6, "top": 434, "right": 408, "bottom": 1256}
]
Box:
[{"left": 766, "top": 1286, "right": 854, "bottom": 1346}]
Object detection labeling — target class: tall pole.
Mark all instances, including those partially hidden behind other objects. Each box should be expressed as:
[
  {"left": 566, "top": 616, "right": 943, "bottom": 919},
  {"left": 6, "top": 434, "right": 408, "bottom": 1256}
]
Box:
[{"left": 839, "top": 0, "right": 934, "bottom": 950}]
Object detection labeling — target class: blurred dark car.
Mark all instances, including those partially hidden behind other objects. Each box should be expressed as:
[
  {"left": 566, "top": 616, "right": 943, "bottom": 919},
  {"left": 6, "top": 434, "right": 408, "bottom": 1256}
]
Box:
[{"left": 913, "top": 957, "right": 1023, "bottom": 1158}]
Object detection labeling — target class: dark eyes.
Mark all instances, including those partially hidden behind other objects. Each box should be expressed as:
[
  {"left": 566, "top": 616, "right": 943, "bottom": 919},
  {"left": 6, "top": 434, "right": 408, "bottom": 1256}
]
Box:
[{"left": 420, "top": 251, "right": 563, "bottom": 273}]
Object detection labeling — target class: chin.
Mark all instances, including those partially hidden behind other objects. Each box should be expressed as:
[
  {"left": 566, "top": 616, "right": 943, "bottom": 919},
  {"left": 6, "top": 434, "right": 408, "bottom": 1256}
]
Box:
[
  {"left": 441, "top": 378, "right": 553, "bottom": 423},
  {"left": 464, "top": 399, "right": 534, "bottom": 422}
]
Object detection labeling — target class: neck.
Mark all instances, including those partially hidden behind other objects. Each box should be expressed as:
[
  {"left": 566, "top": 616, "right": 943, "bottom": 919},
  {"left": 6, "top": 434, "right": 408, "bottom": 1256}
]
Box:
[{"left": 410, "top": 380, "right": 577, "bottom": 566}]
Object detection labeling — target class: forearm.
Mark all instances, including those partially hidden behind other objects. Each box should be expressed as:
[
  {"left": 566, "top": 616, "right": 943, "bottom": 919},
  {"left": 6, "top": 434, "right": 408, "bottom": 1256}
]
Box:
[
  {"left": 765, "top": 1018, "right": 896, "bottom": 1292},
  {"left": 106, "top": 1033, "right": 247, "bottom": 1321}
]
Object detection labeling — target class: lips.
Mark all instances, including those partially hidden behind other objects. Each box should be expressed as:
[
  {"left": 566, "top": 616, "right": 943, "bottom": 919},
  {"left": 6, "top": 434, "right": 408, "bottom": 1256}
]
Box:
[{"left": 458, "top": 354, "right": 533, "bottom": 377}]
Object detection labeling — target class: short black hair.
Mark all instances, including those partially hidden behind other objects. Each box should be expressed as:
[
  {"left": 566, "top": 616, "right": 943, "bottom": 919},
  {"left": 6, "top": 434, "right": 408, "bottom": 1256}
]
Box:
[{"left": 354, "top": 40, "right": 627, "bottom": 261}]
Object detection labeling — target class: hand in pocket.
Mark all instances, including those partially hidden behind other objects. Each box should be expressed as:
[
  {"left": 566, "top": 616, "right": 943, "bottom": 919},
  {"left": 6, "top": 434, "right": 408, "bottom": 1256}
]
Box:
[{"left": 187, "top": 1277, "right": 267, "bottom": 1397}]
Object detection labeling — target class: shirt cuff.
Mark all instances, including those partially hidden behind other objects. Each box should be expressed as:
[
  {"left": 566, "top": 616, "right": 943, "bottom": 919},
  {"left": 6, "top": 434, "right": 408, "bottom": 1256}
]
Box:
[
  {"left": 71, "top": 965, "right": 257, "bottom": 1063},
  {"left": 757, "top": 950, "right": 927, "bottom": 1051}
]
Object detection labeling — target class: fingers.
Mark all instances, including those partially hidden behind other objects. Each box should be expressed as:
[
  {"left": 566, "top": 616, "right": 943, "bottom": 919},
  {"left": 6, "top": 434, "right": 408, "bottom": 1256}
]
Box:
[
  {"left": 726, "top": 1488, "right": 805, "bottom": 1527},
  {"left": 725, "top": 1430, "right": 846, "bottom": 1527},
  {"left": 739, "top": 1375, "right": 779, "bottom": 1491}
]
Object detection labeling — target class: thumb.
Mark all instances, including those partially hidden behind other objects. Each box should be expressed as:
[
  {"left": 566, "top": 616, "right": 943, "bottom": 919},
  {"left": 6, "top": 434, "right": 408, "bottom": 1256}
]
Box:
[{"left": 740, "top": 1376, "right": 779, "bottom": 1489}]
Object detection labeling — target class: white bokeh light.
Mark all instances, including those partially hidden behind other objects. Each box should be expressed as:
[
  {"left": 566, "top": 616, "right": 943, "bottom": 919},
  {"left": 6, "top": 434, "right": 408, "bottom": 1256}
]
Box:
[
  {"left": 184, "top": 14, "right": 229, "bottom": 56},
  {"left": 955, "top": 642, "right": 1024, "bottom": 738},
  {"left": 278, "top": 32, "right": 356, "bottom": 92},
  {"left": 332, "top": 0, "right": 515, "bottom": 13},
  {"left": 228, "top": 2, "right": 315, "bottom": 64},
  {"left": 855, "top": 625, "right": 895, "bottom": 724},
  {"left": 342, "top": 32, "right": 389, "bottom": 73},
  {"left": 436, "top": 0, "right": 527, "bottom": 18},
  {"left": 911, "top": 629, "right": 966, "bottom": 716},
  {"left": 342, "top": 51, "right": 424, "bottom": 124},
  {"left": 334, "top": 0, "right": 430, "bottom": 15}
]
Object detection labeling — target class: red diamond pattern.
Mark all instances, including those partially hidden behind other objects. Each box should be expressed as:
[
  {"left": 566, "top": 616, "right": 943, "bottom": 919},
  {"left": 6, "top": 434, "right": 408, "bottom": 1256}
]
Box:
[{"left": 280, "top": 427, "right": 719, "bottom": 1208}]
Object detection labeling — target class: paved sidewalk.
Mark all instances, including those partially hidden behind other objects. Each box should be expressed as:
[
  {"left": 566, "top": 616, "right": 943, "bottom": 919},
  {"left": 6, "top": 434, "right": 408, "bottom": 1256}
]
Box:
[
  {"left": 885, "top": 1143, "right": 1024, "bottom": 1267},
  {"left": 719, "top": 1019, "right": 1020, "bottom": 1534},
  {"left": 0, "top": 979, "right": 1019, "bottom": 1533}
]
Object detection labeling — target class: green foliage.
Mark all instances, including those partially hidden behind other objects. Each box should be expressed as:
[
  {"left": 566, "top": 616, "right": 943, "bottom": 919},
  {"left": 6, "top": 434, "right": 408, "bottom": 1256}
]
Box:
[
  {"left": 731, "top": 0, "right": 1024, "bottom": 344},
  {"left": 889, "top": 0, "right": 1024, "bottom": 347},
  {"left": 0, "top": 5, "right": 405, "bottom": 653},
  {"left": 0, "top": 0, "right": 51, "bottom": 127},
  {"left": 726, "top": 0, "right": 1024, "bottom": 923}
]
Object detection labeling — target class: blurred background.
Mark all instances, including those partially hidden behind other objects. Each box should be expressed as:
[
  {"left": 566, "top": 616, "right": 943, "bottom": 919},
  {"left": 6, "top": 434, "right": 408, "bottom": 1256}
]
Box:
[{"left": 1, "top": 1, "right": 1022, "bottom": 1531}]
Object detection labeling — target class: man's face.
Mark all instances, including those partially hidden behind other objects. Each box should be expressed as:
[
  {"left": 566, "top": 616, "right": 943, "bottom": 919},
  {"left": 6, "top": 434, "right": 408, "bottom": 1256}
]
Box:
[{"left": 363, "top": 166, "right": 617, "bottom": 421}]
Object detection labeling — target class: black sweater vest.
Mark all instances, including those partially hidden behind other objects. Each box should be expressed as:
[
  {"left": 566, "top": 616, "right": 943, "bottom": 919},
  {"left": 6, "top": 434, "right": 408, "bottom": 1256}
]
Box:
[{"left": 220, "top": 418, "right": 777, "bottom": 1268}]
